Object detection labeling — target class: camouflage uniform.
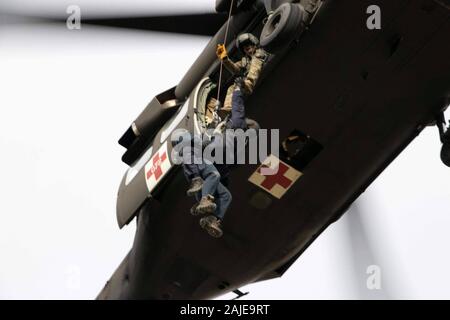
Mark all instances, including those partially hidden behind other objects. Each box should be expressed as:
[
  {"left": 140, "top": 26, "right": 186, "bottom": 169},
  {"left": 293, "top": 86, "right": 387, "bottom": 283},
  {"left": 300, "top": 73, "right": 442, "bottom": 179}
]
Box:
[{"left": 222, "top": 48, "right": 268, "bottom": 112}]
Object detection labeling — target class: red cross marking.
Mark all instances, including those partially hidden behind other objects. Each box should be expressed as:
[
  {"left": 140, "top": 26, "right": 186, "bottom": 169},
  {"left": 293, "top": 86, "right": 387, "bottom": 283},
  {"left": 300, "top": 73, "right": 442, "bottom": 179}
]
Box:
[
  {"left": 258, "top": 162, "right": 293, "bottom": 190},
  {"left": 146, "top": 151, "right": 167, "bottom": 181}
]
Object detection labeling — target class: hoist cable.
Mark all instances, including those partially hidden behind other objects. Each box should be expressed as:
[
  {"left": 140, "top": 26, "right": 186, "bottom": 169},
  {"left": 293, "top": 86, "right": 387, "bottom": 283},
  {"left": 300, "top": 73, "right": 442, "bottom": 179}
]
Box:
[{"left": 216, "top": 0, "right": 236, "bottom": 106}]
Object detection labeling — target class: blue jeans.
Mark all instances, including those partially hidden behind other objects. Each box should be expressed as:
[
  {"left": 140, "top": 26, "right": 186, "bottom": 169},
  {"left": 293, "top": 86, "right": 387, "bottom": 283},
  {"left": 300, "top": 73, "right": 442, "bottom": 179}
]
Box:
[
  {"left": 197, "top": 163, "right": 232, "bottom": 221},
  {"left": 178, "top": 133, "right": 202, "bottom": 180},
  {"left": 183, "top": 162, "right": 200, "bottom": 180},
  {"left": 229, "top": 86, "right": 247, "bottom": 130}
]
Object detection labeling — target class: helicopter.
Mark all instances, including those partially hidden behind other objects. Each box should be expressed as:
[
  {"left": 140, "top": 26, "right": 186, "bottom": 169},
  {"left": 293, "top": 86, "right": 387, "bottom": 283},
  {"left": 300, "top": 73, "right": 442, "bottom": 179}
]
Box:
[{"left": 89, "top": 0, "right": 450, "bottom": 299}]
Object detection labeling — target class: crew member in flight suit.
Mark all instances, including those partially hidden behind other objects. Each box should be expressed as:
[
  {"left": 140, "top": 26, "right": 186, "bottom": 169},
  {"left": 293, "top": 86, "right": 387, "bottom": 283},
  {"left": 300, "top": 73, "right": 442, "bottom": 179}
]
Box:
[{"left": 217, "top": 33, "right": 268, "bottom": 114}]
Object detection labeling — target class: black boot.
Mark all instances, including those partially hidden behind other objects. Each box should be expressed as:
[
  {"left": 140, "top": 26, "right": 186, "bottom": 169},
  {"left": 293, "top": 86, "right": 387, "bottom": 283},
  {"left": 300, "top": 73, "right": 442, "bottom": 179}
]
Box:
[
  {"left": 200, "top": 215, "right": 223, "bottom": 238},
  {"left": 190, "top": 203, "right": 199, "bottom": 216},
  {"left": 186, "top": 177, "right": 203, "bottom": 197},
  {"left": 195, "top": 194, "right": 216, "bottom": 215}
]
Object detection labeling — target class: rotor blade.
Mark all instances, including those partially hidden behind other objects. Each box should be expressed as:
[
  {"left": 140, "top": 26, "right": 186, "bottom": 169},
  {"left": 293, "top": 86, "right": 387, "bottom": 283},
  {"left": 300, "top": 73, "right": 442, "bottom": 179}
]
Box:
[
  {"left": 68, "top": 13, "right": 228, "bottom": 36},
  {"left": 1, "top": 4, "right": 227, "bottom": 36}
]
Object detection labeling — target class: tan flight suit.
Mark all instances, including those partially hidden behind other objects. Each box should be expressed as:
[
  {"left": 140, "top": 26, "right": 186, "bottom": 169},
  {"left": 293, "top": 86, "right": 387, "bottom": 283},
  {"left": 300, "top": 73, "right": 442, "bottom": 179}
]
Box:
[
  {"left": 205, "top": 97, "right": 218, "bottom": 125},
  {"left": 222, "top": 48, "right": 268, "bottom": 112}
]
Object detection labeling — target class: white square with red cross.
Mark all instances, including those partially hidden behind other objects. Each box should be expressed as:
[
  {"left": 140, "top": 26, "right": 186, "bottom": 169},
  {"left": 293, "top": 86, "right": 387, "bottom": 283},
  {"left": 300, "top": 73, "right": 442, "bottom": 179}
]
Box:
[
  {"left": 144, "top": 141, "right": 171, "bottom": 193},
  {"left": 248, "top": 154, "right": 303, "bottom": 199}
]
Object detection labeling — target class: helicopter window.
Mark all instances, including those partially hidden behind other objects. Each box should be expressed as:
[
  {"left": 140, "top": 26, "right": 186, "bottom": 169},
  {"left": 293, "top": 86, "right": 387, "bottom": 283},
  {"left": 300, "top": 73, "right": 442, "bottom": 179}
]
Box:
[
  {"left": 195, "top": 79, "right": 222, "bottom": 133},
  {"left": 280, "top": 129, "right": 323, "bottom": 172}
]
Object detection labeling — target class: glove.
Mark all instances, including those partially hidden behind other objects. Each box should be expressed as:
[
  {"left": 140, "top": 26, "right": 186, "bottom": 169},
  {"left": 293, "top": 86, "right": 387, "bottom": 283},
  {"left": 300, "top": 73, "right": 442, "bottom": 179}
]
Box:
[
  {"left": 234, "top": 76, "right": 245, "bottom": 87},
  {"left": 216, "top": 44, "right": 228, "bottom": 60}
]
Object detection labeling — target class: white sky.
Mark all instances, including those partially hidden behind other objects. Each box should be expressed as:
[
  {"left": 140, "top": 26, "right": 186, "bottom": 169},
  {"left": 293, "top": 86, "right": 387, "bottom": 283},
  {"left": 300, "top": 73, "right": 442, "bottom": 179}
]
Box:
[
  {"left": 1, "top": 20, "right": 450, "bottom": 300},
  {"left": 0, "top": 0, "right": 215, "bottom": 17}
]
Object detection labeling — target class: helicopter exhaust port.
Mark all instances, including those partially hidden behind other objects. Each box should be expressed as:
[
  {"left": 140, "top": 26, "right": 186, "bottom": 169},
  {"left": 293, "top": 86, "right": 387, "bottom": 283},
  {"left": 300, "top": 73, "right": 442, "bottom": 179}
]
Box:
[
  {"left": 260, "top": 3, "right": 306, "bottom": 53},
  {"left": 118, "top": 87, "right": 183, "bottom": 165}
]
